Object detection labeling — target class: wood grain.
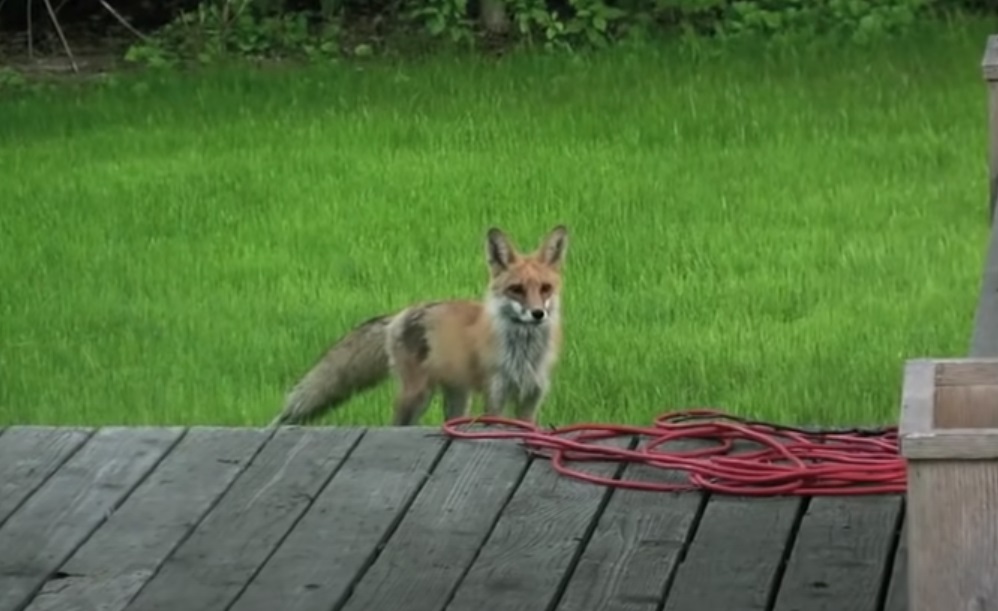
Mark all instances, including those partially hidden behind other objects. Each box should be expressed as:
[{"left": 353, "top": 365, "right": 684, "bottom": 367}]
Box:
[
  {"left": 22, "top": 427, "right": 273, "bottom": 611},
  {"left": 0, "top": 427, "right": 92, "bottom": 527},
  {"left": 898, "top": 359, "right": 935, "bottom": 440},
  {"left": 984, "top": 34, "right": 998, "bottom": 80},
  {"left": 907, "top": 461, "right": 998, "bottom": 611},
  {"left": 0, "top": 427, "right": 183, "bottom": 611},
  {"left": 984, "top": 34, "right": 998, "bottom": 218},
  {"left": 882, "top": 517, "right": 908, "bottom": 611},
  {"left": 661, "top": 495, "right": 805, "bottom": 611},
  {"left": 934, "top": 385, "right": 998, "bottom": 428},
  {"left": 444, "top": 438, "right": 629, "bottom": 611},
  {"left": 336, "top": 437, "right": 530, "bottom": 611},
  {"left": 227, "top": 427, "right": 449, "bottom": 611},
  {"left": 973, "top": 174, "right": 998, "bottom": 317},
  {"left": 901, "top": 429, "right": 998, "bottom": 459},
  {"left": 0, "top": 426, "right": 910, "bottom": 611},
  {"left": 772, "top": 495, "right": 903, "bottom": 611},
  {"left": 935, "top": 360, "right": 998, "bottom": 386},
  {"left": 123, "top": 426, "right": 363, "bottom": 611},
  {"left": 554, "top": 441, "right": 706, "bottom": 611}
]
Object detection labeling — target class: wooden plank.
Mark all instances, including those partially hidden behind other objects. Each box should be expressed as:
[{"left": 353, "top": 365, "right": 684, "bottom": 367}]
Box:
[
  {"left": 336, "top": 437, "right": 531, "bottom": 611},
  {"left": 984, "top": 34, "right": 998, "bottom": 218},
  {"left": 971, "top": 220, "right": 998, "bottom": 358},
  {"left": 123, "top": 426, "right": 364, "bottom": 611},
  {"left": 0, "top": 426, "right": 184, "bottom": 611},
  {"left": 984, "top": 34, "right": 998, "bottom": 81},
  {"left": 935, "top": 360, "right": 998, "bottom": 386},
  {"left": 22, "top": 427, "right": 274, "bottom": 611},
  {"left": 771, "top": 495, "right": 903, "bottom": 611},
  {"left": 554, "top": 442, "right": 707, "bottom": 611},
  {"left": 906, "top": 460, "right": 998, "bottom": 611},
  {"left": 898, "top": 359, "right": 935, "bottom": 440},
  {"left": 935, "top": 385, "right": 998, "bottom": 428},
  {"left": 901, "top": 429, "right": 998, "bottom": 459},
  {"left": 227, "top": 427, "right": 449, "bottom": 611},
  {"left": 444, "top": 439, "right": 630, "bottom": 611},
  {"left": 661, "top": 495, "right": 805, "bottom": 611},
  {"left": 0, "top": 426, "right": 93, "bottom": 527},
  {"left": 883, "top": 518, "right": 908, "bottom": 611}
]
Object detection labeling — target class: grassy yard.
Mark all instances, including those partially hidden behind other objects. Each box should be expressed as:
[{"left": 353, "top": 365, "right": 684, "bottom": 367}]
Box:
[{"left": 1, "top": 18, "right": 994, "bottom": 428}]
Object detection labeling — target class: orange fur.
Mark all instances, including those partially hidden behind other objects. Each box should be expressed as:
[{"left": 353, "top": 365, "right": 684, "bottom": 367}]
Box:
[{"left": 275, "top": 225, "right": 569, "bottom": 427}]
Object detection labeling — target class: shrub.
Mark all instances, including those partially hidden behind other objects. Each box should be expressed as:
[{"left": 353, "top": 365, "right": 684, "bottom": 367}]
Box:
[{"left": 1, "top": 0, "right": 978, "bottom": 65}]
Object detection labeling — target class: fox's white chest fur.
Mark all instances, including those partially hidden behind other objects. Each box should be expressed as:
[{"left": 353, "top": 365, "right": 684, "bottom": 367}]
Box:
[{"left": 493, "top": 320, "right": 555, "bottom": 400}]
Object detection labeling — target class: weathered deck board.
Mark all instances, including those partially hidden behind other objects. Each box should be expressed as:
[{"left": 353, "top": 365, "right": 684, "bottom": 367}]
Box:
[
  {"left": 444, "top": 440, "right": 627, "bottom": 611},
  {"left": 336, "top": 437, "right": 530, "bottom": 611},
  {"left": 23, "top": 427, "right": 273, "bottom": 611},
  {"left": 772, "top": 495, "right": 904, "bottom": 611},
  {"left": 0, "top": 427, "right": 183, "bottom": 611},
  {"left": 0, "top": 427, "right": 93, "bottom": 527},
  {"left": 554, "top": 442, "right": 707, "bottom": 611},
  {"left": 662, "top": 495, "right": 806, "bottom": 611},
  {"left": 0, "top": 426, "right": 910, "bottom": 611},
  {"left": 227, "top": 428, "right": 449, "bottom": 611},
  {"left": 124, "top": 427, "right": 362, "bottom": 611},
  {"left": 883, "top": 516, "right": 909, "bottom": 611}
]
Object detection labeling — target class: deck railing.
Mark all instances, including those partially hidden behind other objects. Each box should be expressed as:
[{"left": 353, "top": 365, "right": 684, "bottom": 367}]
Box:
[{"left": 968, "top": 35, "right": 998, "bottom": 358}]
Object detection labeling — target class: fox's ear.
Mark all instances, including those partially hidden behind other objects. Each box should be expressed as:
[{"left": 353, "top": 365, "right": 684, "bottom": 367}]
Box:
[
  {"left": 538, "top": 224, "right": 568, "bottom": 269},
  {"left": 486, "top": 227, "right": 516, "bottom": 274}
]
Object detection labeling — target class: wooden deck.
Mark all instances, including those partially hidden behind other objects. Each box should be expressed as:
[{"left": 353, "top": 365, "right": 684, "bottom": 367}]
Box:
[{"left": 0, "top": 424, "right": 907, "bottom": 611}]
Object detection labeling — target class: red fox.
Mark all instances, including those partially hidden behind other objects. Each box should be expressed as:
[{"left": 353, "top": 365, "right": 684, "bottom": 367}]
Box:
[{"left": 273, "top": 224, "right": 569, "bottom": 427}]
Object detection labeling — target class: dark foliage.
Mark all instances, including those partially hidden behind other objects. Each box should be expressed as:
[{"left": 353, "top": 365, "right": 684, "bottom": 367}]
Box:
[{"left": 0, "top": 0, "right": 993, "bottom": 63}]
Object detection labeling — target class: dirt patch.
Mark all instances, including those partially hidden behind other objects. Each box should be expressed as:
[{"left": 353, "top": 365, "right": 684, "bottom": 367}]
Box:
[{"left": 1, "top": 24, "right": 136, "bottom": 82}]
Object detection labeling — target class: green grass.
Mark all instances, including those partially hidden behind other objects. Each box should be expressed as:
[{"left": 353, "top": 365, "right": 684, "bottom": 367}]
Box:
[{"left": 1, "top": 18, "right": 995, "bottom": 428}]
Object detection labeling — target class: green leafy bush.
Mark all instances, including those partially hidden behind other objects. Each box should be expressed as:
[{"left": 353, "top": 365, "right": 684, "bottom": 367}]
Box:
[
  {"left": 120, "top": 0, "right": 965, "bottom": 63},
  {"left": 126, "top": 0, "right": 341, "bottom": 67},
  {"left": 713, "top": 0, "right": 933, "bottom": 43}
]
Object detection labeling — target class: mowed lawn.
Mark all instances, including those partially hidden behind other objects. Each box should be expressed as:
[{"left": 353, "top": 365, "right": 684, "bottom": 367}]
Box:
[{"left": 0, "top": 19, "right": 993, "bottom": 428}]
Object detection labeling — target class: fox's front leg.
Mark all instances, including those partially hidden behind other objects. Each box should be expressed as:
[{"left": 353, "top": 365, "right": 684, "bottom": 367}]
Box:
[
  {"left": 514, "top": 383, "right": 548, "bottom": 424},
  {"left": 484, "top": 377, "right": 507, "bottom": 417}
]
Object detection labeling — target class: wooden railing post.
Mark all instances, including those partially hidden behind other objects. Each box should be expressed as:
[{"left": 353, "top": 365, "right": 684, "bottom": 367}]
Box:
[
  {"left": 972, "top": 37, "right": 998, "bottom": 357},
  {"left": 900, "top": 358, "right": 998, "bottom": 611},
  {"left": 984, "top": 35, "right": 998, "bottom": 220}
]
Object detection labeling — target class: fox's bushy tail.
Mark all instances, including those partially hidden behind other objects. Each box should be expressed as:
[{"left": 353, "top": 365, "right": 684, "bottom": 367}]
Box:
[{"left": 272, "top": 314, "right": 394, "bottom": 426}]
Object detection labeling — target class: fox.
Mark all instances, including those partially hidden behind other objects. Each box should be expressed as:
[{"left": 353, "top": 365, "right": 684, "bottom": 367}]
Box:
[{"left": 272, "top": 224, "right": 569, "bottom": 427}]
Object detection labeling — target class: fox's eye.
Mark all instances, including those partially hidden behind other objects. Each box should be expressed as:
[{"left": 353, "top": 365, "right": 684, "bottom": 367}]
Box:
[
  {"left": 508, "top": 284, "right": 525, "bottom": 296},
  {"left": 540, "top": 283, "right": 552, "bottom": 294}
]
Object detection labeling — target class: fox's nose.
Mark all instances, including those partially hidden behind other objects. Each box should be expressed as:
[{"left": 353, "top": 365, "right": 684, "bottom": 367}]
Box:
[{"left": 530, "top": 309, "right": 546, "bottom": 321}]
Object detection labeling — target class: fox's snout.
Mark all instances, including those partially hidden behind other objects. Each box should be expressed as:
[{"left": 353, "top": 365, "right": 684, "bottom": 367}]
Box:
[
  {"left": 501, "top": 294, "right": 553, "bottom": 324},
  {"left": 505, "top": 280, "right": 556, "bottom": 323}
]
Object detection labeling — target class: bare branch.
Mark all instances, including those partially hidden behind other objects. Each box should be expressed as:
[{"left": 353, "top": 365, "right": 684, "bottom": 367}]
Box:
[
  {"left": 41, "top": 0, "right": 78, "bottom": 72},
  {"left": 27, "top": 0, "right": 34, "bottom": 58},
  {"left": 99, "top": 0, "right": 149, "bottom": 42}
]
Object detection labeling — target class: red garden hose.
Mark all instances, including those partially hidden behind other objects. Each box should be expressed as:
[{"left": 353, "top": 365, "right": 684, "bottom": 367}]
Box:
[{"left": 440, "top": 409, "right": 906, "bottom": 496}]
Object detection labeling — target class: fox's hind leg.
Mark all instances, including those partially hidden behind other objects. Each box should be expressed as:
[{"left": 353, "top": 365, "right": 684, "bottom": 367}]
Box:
[
  {"left": 387, "top": 307, "right": 436, "bottom": 426},
  {"left": 388, "top": 344, "right": 434, "bottom": 426},
  {"left": 441, "top": 385, "right": 471, "bottom": 420},
  {"left": 393, "top": 372, "right": 434, "bottom": 425}
]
